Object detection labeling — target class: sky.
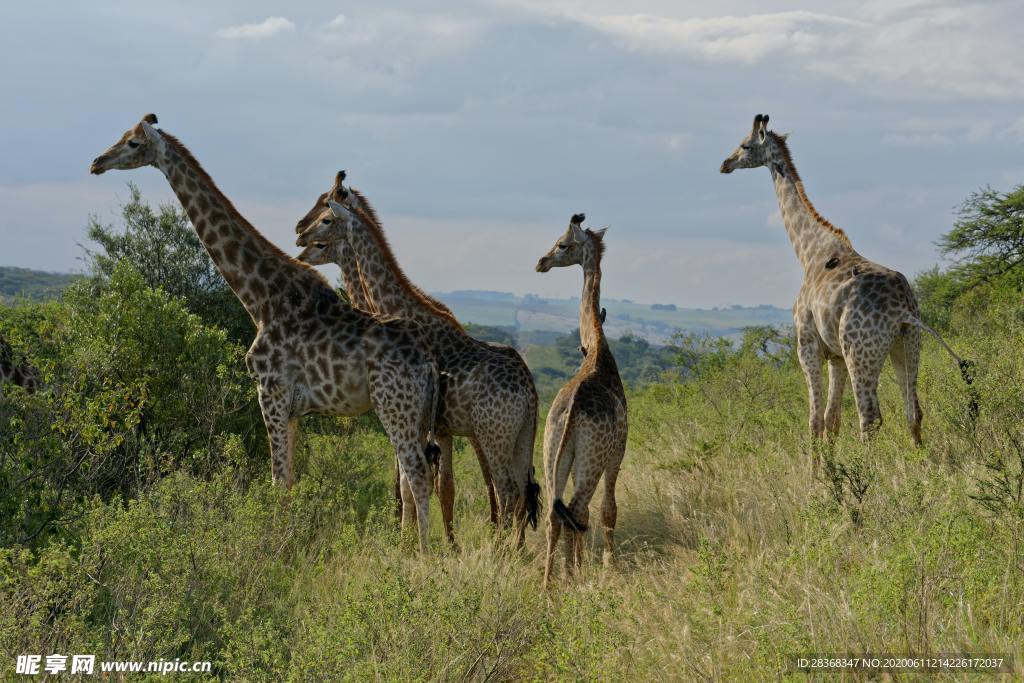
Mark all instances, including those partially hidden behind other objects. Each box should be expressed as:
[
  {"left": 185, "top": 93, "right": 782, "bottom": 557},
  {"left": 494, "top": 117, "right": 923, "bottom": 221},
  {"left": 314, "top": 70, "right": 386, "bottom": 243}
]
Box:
[{"left": 1, "top": 0, "right": 1022, "bottom": 308}]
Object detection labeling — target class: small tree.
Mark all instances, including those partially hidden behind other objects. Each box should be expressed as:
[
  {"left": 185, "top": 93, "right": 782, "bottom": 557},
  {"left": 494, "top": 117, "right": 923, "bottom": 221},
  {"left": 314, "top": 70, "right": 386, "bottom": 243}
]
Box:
[
  {"left": 84, "top": 184, "right": 253, "bottom": 344},
  {"left": 939, "top": 184, "right": 1024, "bottom": 291}
]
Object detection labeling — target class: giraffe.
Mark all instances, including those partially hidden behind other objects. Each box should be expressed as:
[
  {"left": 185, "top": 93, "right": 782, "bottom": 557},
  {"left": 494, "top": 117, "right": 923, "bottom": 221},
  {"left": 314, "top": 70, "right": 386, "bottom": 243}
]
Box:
[
  {"left": 90, "top": 114, "right": 441, "bottom": 551},
  {"left": 294, "top": 178, "right": 540, "bottom": 543},
  {"left": 0, "top": 334, "right": 42, "bottom": 396},
  {"left": 535, "top": 213, "right": 627, "bottom": 586},
  {"left": 720, "top": 114, "right": 972, "bottom": 448}
]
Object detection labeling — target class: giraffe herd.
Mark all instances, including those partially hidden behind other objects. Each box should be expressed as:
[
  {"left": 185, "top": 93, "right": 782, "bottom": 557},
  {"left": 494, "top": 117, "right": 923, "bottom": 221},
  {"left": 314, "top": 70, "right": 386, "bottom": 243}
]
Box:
[{"left": 0, "top": 111, "right": 971, "bottom": 582}]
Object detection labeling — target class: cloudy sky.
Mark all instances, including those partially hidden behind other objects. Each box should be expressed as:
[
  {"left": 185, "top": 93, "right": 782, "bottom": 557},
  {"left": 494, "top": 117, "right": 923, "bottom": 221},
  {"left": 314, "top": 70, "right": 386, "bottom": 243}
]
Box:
[{"left": 2, "top": 0, "right": 1022, "bottom": 307}]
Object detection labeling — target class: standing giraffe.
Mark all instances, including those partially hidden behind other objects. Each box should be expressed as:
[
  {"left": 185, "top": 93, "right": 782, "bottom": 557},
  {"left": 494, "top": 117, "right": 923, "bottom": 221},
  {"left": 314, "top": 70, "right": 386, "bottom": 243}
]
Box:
[
  {"left": 0, "top": 335, "right": 42, "bottom": 395},
  {"left": 295, "top": 180, "right": 540, "bottom": 543},
  {"left": 535, "top": 213, "right": 627, "bottom": 586},
  {"left": 720, "top": 114, "right": 971, "bottom": 446},
  {"left": 90, "top": 114, "right": 440, "bottom": 551}
]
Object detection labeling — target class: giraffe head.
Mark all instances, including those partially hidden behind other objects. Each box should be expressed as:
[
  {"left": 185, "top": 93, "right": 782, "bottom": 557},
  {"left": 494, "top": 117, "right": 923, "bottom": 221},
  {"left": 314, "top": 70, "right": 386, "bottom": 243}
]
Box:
[
  {"left": 295, "top": 199, "right": 354, "bottom": 248},
  {"left": 90, "top": 114, "right": 166, "bottom": 175},
  {"left": 295, "top": 170, "right": 367, "bottom": 234},
  {"left": 295, "top": 239, "right": 348, "bottom": 267},
  {"left": 295, "top": 198, "right": 357, "bottom": 266},
  {"left": 536, "top": 213, "right": 607, "bottom": 272},
  {"left": 719, "top": 113, "right": 777, "bottom": 174}
]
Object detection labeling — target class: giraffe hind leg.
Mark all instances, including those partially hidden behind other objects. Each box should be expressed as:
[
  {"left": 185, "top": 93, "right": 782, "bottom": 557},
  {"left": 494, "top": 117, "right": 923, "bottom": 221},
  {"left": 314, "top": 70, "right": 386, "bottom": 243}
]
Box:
[
  {"left": 846, "top": 342, "right": 890, "bottom": 441},
  {"left": 890, "top": 325, "right": 923, "bottom": 446}
]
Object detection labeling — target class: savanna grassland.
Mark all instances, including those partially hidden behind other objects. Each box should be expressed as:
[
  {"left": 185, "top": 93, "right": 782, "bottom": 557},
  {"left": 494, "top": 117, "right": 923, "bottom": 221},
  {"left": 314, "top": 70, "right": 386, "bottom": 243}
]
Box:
[{"left": 2, "top": 186, "right": 1023, "bottom": 681}]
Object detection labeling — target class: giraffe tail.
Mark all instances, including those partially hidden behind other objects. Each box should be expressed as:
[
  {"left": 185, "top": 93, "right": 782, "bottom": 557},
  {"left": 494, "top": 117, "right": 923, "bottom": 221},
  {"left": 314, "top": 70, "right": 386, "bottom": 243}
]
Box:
[
  {"left": 422, "top": 365, "right": 444, "bottom": 472},
  {"left": 906, "top": 316, "right": 979, "bottom": 419},
  {"left": 550, "top": 400, "right": 587, "bottom": 533}
]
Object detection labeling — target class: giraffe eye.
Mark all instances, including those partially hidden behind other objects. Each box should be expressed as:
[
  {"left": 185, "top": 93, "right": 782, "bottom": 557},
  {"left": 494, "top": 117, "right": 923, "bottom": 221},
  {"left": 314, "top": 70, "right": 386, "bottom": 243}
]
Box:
[
  {"left": 740, "top": 144, "right": 750, "bottom": 150},
  {"left": 127, "top": 141, "right": 140, "bottom": 149},
  {"left": 558, "top": 243, "right": 568, "bottom": 250}
]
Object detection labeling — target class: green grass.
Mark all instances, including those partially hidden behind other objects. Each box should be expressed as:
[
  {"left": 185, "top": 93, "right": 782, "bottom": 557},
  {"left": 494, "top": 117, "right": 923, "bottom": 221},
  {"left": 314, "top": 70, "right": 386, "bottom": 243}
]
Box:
[{"left": 4, "top": 318, "right": 1022, "bottom": 680}]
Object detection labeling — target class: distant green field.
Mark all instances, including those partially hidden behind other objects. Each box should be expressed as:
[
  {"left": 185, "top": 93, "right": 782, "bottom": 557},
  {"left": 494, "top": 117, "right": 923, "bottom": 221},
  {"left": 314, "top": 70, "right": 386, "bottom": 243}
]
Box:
[
  {"left": 0, "top": 266, "right": 81, "bottom": 301},
  {"left": 436, "top": 289, "right": 789, "bottom": 343}
]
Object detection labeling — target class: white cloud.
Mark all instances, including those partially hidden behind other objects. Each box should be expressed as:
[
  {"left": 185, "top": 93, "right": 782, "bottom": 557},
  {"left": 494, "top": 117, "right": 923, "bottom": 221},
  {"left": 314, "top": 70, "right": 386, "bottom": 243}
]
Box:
[
  {"left": 216, "top": 17, "right": 295, "bottom": 40},
  {"left": 881, "top": 117, "right": 1018, "bottom": 147},
  {"left": 580, "top": 11, "right": 862, "bottom": 64},
  {"left": 511, "top": 2, "right": 1024, "bottom": 99},
  {"left": 1008, "top": 117, "right": 1024, "bottom": 144},
  {"left": 327, "top": 14, "right": 347, "bottom": 29}
]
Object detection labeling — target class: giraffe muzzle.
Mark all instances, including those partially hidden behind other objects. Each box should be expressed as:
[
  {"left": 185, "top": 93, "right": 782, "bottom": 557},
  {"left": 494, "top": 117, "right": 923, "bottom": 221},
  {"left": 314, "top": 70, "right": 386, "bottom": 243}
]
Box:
[
  {"left": 719, "top": 160, "right": 734, "bottom": 174},
  {"left": 90, "top": 157, "right": 108, "bottom": 175},
  {"left": 536, "top": 258, "right": 551, "bottom": 273}
]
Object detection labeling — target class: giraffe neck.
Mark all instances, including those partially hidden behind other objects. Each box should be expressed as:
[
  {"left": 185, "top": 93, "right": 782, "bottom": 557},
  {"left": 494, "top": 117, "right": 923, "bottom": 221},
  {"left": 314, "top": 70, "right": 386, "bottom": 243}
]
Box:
[
  {"left": 154, "top": 134, "right": 329, "bottom": 322},
  {"left": 579, "top": 256, "right": 605, "bottom": 353},
  {"left": 767, "top": 138, "right": 854, "bottom": 274},
  {"left": 336, "top": 244, "right": 373, "bottom": 312},
  {"left": 344, "top": 199, "right": 462, "bottom": 331}
]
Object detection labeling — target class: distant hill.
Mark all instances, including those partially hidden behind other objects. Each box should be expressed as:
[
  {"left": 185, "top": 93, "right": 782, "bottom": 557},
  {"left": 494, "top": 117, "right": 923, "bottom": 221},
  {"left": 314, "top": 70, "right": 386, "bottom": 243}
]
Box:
[
  {"left": 0, "top": 266, "right": 81, "bottom": 301},
  {"left": 435, "top": 290, "right": 789, "bottom": 344}
]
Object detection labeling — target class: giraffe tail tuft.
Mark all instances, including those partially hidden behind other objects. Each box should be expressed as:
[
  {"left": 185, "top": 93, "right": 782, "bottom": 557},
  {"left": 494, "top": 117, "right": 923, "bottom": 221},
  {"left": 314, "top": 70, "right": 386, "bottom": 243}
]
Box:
[
  {"left": 525, "top": 469, "right": 541, "bottom": 530},
  {"left": 906, "top": 316, "right": 980, "bottom": 420},
  {"left": 553, "top": 499, "right": 587, "bottom": 532}
]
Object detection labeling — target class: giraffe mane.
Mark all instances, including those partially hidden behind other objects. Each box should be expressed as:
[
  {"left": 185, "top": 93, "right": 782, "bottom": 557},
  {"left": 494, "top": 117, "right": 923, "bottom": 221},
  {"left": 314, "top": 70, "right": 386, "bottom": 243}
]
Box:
[
  {"left": 347, "top": 187, "right": 463, "bottom": 330},
  {"left": 584, "top": 228, "right": 606, "bottom": 345},
  {"left": 769, "top": 132, "right": 853, "bottom": 248},
  {"left": 159, "top": 132, "right": 332, "bottom": 288}
]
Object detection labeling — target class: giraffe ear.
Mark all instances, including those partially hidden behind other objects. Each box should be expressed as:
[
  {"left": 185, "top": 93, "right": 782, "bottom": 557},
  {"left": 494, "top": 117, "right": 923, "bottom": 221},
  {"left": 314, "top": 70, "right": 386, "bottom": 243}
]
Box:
[
  {"left": 570, "top": 223, "right": 585, "bottom": 243},
  {"left": 758, "top": 119, "right": 768, "bottom": 144},
  {"left": 140, "top": 120, "right": 163, "bottom": 146},
  {"left": 593, "top": 227, "right": 608, "bottom": 239},
  {"left": 327, "top": 199, "right": 347, "bottom": 218}
]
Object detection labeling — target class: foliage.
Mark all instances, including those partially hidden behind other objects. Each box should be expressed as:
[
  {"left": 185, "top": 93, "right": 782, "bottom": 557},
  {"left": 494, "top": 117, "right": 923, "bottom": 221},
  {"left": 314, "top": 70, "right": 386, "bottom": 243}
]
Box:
[
  {"left": 0, "top": 263, "right": 262, "bottom": 548},
  {"left": 463, "top": 322, "right": 519, "bottom": 348},
  {"left": 916, "top": 183, "right": 1024, "bottom": 330},
  {"left": 3, "top": 184, "right": 1024, "bottom": 679},
  {"left": 84, "top": 183, "right": 253, "bottom": 345},
  {"left": 939, "top": 184, "right": 1024, "bottom": 290}
]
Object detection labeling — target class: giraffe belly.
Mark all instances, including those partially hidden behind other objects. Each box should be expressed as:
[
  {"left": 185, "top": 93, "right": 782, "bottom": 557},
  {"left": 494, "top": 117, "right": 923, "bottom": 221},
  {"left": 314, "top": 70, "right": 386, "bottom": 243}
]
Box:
[{"left": 292, "top": 367, "right": 372, "bottom": 418}]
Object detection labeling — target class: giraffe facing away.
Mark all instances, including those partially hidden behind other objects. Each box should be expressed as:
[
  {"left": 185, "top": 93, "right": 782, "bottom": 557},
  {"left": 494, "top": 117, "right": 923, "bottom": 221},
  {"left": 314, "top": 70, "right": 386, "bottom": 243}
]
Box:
[
  {"left": 90, "top": 115, "right": 441, "bottom": 551},
  {"left": 535, "top": 213, "right": 627, "bottom": 586},
  {"left": 294, "top": 178, "right": 540, "bottom": 543},
  {"left": 720, "top": 114, "right": 971, "bottom": 448},
  {"left": 0, "top": 334, "right": 42, "bottom": 396}
]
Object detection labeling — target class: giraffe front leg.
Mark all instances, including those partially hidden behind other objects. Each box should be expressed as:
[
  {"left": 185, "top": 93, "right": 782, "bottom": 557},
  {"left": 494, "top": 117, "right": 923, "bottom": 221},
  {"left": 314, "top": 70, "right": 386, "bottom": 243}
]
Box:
[
  {"left": 393, "top": 457, "right": 403, "bottom": 526},
  {"left": 469, "top": 436, "right": 499, "bottom": 527},
  {"left": 544, "top": 514, "right": 562, "bottom": 588},
  {"left": 796, "top": 331, "right": 825, "bottom": 439},
  {"left": 396, "top": 445, "right": 433, "bottom": 553},
  {"left": 434, "top": 434, "right": 457, "bottom": 547},
  {"left": 257, "top": 384, "right": 296, "bottom": 487},
  {"left": 824, "top": 358, "right": 848, "bottom": 438},
  {"left": 399, "top": 468, "right": 417, "bottom": 540},
  {"left": 601, "top": 461, "right": 623, "bottom": 567}
]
